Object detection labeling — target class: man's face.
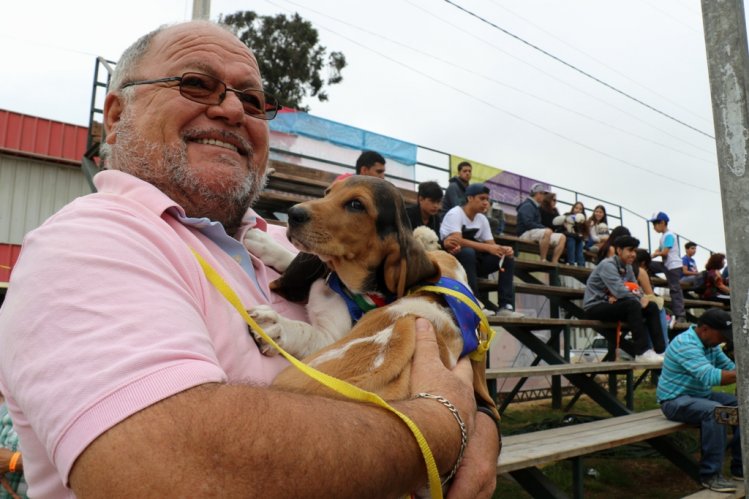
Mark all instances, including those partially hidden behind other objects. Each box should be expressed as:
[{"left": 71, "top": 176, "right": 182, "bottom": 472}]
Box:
[
  {"left": 361, "top": 163, "right": 386, "bottom": 179},
  {"left": 699, "top": 326, "right": 726, "bottom": 347},
  {"left": 418, "top": 196, "right": 441, "bottom": 216},
  {"left": 467, "top": 193, "right": 490, "bottom": 213},
  {"left": 458, "top": 166, "right": 472, "bottom": 182},
  {"left": 104, "top": 23, "right": 270, "bottom": 233},
  {"left": 652, "top": 220, "right": 666, "bottom": 233},
  {"left": 616, "top": 246, "right": 637, "bottom": 265},
  {"left": 686, "top": 246, "right": 697, "bottom": 257},
  {"left": 532, "top": 191, "right": 547, "bottom": 203}
]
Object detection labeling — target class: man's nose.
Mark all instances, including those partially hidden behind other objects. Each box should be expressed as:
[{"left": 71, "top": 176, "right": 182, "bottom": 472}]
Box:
[{"left": 206, "top": 91, "right": 245, "bottom": 125}]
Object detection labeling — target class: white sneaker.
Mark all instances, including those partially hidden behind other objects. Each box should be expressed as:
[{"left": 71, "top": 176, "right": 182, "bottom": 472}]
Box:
[
  {"left": 481, "top": 307, "right": 496, "bottom": 317},
  {"left": 635, "top": 349, "right": 661, "bottom": 363},
  {"left": 497, "top": 306, "right": 524, "bottom": 318}
]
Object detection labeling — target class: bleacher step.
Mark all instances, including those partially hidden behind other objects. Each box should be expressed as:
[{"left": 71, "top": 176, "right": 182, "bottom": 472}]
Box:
[{"left": 682, "top": 481, "right": 745, "bottom": 498}]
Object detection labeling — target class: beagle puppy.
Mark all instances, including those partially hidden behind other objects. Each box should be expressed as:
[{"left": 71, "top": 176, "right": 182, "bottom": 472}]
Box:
[{"left": 245, "top": 176, "right": 498, "bottom": 419}]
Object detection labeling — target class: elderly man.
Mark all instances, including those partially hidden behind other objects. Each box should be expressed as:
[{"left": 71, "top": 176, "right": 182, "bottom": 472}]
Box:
[
  {"left": 657, "top": 309, "right": 742, "bottom": 492},
  {"left": 0, "top": 21, "right": 498, "bottom": 498}
]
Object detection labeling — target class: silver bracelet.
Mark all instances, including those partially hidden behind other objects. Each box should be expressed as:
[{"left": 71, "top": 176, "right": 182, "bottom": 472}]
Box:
[{"left": 416, "top": 392, "right": 468, "bottom": 486}]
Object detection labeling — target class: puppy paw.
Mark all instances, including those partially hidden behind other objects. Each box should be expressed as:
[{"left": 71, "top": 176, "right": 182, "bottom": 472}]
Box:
[
  {"left": 248, "top": 304, "right": 286, "bottom": 356},
  {"left": 243, "top": 229, "right": 294, "bottom": 272}
]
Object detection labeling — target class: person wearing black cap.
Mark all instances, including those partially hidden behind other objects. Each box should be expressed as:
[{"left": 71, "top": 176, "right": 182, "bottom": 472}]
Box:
[
  {"left": 582, "top": 235, "right": 665, "bottom": 362},
  {"left": 657, "top": 308, "right": 741, "bottom": 492},
  {"left": 440, "top": 183, "right": 522, "bottom": 317}
]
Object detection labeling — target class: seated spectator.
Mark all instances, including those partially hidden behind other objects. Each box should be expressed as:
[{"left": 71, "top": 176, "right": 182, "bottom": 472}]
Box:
[
  {"left": 355, "top": 150, "right": 386, "bottom": 178},
  {"left": 441, "top": 183, "right": 523, "bottom": 317},
  {"left": 583, "top": 235, "right": 665, "bottom": 362},
  {"left": 586, "top": 204, "right": 610, "bottom": 250},
  {"left": 657, "top": 309, "right": 741, "bottom": 492},
  {"left": 681, "top": 241, "right": 705, "bottom": 289},
  {"left": 702, "top": 253, "right": 730, "bottom": 304},
  {"left": 596, "top": 225, "right": 631, "bottom": 263},
  {"left": 406, "top": 180, "right": 442, "bottom": 234},
  {"left": 440, "top": 161, "right": 471, "bottom": 217},
  {"left": 722, "top": 265, "right": 729, "bottom": 286},
  {"left": 554, "top": 201, "right": 588, "bottom": 267},
  {"left": 516, "top": 183, "right": 565, "bottom": 264}
]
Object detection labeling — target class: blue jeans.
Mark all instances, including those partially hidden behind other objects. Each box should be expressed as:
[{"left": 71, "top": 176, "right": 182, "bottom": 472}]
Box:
[
  {"left": 566, "top": 235, "right": 585, "bottom": 266},
  {"left": 455, "top": 247, "right": 516, "bottom": 309},
  {"left": 661, "top": 392, "right": 742, "bottom": 479}
]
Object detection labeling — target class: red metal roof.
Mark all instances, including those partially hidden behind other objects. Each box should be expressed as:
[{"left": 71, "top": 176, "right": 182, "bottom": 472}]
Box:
[
  {"left": 0, "top": 243, "right": 21, "bottom": 284},
  {"left": 0, "top": 109, "right": 88, "bottom": 164}
]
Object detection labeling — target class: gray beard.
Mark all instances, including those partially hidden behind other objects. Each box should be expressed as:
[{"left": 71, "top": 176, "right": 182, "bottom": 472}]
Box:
[{"left": 110, "top": 114, "right": 267, "bottom": 235}]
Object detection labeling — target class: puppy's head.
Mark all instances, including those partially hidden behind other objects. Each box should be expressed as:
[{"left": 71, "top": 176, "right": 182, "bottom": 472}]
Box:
[
  {"left": 412, "top": 226, "right": 441, "bottom": 252},
  {"left": 286, "top": 176, "right": 438, "bottom": 296}
]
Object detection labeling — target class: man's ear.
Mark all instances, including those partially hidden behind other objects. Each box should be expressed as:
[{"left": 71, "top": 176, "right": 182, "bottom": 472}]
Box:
[{"left": 103, "top": 93, "right": 124, "bottom": 145}]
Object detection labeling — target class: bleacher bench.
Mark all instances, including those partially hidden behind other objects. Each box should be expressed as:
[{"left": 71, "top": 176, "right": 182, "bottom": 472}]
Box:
[{"left": 498, "top": 409, "right": 689, "bottom": 474}]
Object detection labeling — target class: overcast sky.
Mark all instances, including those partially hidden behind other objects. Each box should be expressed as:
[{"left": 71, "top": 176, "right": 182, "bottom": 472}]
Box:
[{"left": 0, "top": 0, "right": 736, "bottom": 266}]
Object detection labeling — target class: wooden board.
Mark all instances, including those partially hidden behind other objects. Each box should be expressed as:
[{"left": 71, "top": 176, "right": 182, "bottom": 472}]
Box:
[
  {"left": 498, "top": 409, "right": 690, "bottom": 474},
  {"left": 487, "top": 360, "right": 661, "bottom": 379}
]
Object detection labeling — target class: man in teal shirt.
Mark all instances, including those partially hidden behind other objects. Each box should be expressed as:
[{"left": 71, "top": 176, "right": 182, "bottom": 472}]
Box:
[{"left": 657, "top": 309, "right": 741, "bottom": 492}]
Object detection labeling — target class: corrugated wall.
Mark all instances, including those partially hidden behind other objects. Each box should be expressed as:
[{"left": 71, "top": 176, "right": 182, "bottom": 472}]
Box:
[
  {"left": 0, "top": 153, "right": 91, "bottom": 245},
  {"left": 0, "top": 109, "right": 88, "bottom": 164}
]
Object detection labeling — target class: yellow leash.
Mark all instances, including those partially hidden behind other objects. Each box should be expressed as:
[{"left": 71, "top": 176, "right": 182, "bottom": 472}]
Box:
[{"left": 191, "top": 249, "right": 443, "bottom": 499}]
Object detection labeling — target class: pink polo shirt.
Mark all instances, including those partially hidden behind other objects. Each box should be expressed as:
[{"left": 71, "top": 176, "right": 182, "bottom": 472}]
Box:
[{"left": 0, "top": 170, "right": 307, "bottom": 498}]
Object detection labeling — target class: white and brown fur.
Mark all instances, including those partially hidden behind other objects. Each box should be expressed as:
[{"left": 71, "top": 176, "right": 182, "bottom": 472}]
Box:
[{"left": 245, "top": 176, "right": 498, "bottom": 418}]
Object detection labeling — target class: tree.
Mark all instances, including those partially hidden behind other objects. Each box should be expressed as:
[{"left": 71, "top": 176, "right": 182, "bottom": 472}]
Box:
[{"left": 221, "top": 11, "right": 347, "bottom": 112}]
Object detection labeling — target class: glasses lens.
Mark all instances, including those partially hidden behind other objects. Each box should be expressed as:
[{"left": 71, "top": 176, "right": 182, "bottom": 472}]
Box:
[
  {"left": 179, "top": 73, "right": 221, "bottom": 101},
  {"left": 236, "top": 90, "right": 279, "bottom": 120}
]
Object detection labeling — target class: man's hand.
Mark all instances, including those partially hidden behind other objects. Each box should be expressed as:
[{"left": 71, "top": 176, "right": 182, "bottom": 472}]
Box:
[
  {"left": 411, "top": 319, "right": 475, "bottom": 425},
  {"left": 443, "top": 236, "right": 461, "bottom": 255},
  {"left": 447, "top": 412, "right": 499, "bottom": 499},
  {"left": 0, "top": 448, "right": 15, "bottom": 474},
  {"left": 410, "top": 318, "right": 477, "bottom": 475}
]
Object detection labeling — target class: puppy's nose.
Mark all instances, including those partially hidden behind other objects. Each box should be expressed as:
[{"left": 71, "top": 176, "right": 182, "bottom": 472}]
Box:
[{"left": 287, "top": 205, "right": 310, "bottom": 227}]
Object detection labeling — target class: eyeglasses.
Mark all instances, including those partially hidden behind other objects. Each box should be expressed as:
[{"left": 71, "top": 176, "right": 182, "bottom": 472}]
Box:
[{"left": 121, "top": 72, "right": 280, "bottom": 120}]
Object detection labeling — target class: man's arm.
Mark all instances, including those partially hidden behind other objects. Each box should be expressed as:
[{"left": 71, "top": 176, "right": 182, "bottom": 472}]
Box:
[
  {"left": 598, "top": 261, "right": 637, "bottom": 300},
  {"left": 720, "top": 369, "right": 737, "bottom": 385},
  {"left": 70, "top": 319, "right": 478, "bottom": 498},
  {"left": 442, "top": 231, "right": 511, "bottom": 258}
]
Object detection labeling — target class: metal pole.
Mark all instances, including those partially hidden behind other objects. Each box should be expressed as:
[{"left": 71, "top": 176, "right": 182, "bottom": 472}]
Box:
[
  {"left": 192, "top": 0, "right": 210, "bottom": 20},
  {"left": 701, "top": 0, "right": 749, "bottom": 485}
]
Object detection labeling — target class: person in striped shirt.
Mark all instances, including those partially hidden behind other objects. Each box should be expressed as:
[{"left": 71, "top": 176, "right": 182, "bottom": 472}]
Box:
[{"left": 656, "top": 309, "right": 741, "bottom": 492}]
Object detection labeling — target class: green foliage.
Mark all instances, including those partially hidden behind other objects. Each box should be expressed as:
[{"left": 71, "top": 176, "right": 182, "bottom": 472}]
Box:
[{"left": 220, "top": 11, "right": 347, "bottom": 111}]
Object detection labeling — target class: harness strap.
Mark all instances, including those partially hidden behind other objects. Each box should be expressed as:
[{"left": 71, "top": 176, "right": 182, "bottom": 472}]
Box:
[
  {"left": 190, "top": 249, "right": 443, "bottom": 499},
  {"left": 409, "top": 284, "right": 496, "bottom": 362}
]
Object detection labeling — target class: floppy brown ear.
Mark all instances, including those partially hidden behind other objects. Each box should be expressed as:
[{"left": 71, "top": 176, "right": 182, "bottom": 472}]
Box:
[{"left": 383, "top": 233, "right": 440, "bottom": 297}]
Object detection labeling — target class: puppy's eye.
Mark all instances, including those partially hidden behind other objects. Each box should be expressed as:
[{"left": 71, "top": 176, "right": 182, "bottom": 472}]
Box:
[{"left": 345, "top": 199, "right": 366, "bottom": 212}]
